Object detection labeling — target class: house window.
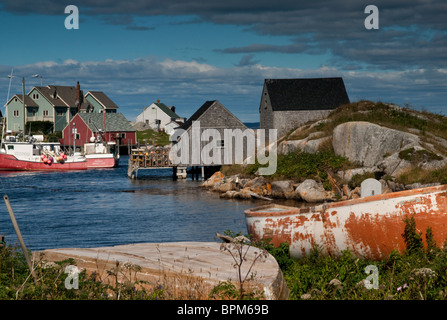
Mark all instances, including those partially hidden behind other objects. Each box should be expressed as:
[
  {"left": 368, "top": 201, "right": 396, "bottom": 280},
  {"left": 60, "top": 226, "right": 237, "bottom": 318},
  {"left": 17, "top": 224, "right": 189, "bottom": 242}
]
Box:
[
  {"left": 32, "top": 93, "right": 39, "bottom": 99},
  {"left": 13, "top": 110, "right": 19, "bottom": 117},
  {"left": 121, "top": 133, "right": 126, "bottom": 139},
  {"left": 217, "top": 140, "right": 225, "bottom": 148},
  {"left": 57, "top": 111, "right": 64, "bottom": 116},
  {"left": 75, "top": 133, "right": 80, "bottom": 140},
  {"left": 43, "top": 110, "right": 49, "bottom": 117}
]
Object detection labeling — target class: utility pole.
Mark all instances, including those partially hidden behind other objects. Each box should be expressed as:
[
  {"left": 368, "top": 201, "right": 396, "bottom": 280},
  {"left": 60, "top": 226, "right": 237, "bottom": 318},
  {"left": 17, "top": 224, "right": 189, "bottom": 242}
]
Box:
[
  {"left": 22, "top": 77, "right": 25, "bottom": 136},
  {"left": 72, "top": 122, "right": 77, "bottom": 155}
]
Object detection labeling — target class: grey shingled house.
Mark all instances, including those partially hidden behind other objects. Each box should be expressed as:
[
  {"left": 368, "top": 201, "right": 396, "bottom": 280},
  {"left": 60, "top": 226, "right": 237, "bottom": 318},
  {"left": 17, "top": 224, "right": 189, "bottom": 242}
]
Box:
[
  {"left": 260, "top": 77, "right": 350, "bottom": 138},
  {"left": 177, "top": 100, "right": 251, "bottom": 166}
]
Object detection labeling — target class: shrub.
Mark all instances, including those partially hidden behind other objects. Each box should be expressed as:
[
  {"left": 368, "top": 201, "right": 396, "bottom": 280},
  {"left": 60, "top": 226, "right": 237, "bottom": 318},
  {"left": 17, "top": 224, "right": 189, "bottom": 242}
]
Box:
[{"left": 402, "top": 215, "right": 424, "bottom": 256}]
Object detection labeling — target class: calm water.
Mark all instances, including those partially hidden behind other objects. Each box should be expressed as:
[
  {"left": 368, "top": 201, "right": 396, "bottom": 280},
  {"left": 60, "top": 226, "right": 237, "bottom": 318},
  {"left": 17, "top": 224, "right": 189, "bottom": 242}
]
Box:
[{"left": 0, "top": 156, "right": 259, "bottom": 251}]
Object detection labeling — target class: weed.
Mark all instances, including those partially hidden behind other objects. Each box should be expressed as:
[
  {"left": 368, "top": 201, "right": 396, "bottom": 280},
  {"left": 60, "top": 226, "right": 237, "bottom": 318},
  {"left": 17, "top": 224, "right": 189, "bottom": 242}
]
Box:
[
  {"left": 218, "top": 235, "right": 268, "bottom": 300},
  {"left": 348, "top": 172, "right": 376, "bottom": 189},
  {"left": 402, "top": 215, "right": 424, "bottom": 256},
  {"left": 280, "top": 216, "right": 447, "bottom": 300},
  {"left": 136, "top": 129, "right": 171, "bottom": 146}
]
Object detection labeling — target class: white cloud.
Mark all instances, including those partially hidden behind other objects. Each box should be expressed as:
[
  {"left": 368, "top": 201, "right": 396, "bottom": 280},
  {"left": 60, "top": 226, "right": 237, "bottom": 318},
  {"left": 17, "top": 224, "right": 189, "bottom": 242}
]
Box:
[{"left": 2, "top": 56, "right": 447, "bottom": 121}]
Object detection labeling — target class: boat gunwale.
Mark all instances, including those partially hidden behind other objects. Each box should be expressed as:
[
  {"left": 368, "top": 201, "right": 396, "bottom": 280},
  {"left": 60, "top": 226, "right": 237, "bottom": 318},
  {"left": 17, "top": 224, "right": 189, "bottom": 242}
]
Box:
[
  {"left": 244, "top": 184, "right": 447, "bottom": 217},
  {"left": 0, "top": 153, "right": 88, "bottom": 171}
]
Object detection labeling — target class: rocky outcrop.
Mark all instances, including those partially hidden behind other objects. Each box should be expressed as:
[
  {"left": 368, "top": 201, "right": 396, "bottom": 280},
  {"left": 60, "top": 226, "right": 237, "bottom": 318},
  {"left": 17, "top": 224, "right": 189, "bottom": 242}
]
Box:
[
  {"left": 278, "top": 132, "right": 331, "bottom": 155},
  {"left": 204, "top": 111, "right": 447, "bottom": 203},
  {"left": 271, "top": 180, "right": 299, "bottom": 199},
  {"left": 295, "top": 179, "right": 336, "bottom": 203},
  {"left": 201, "top": 170, "right": 431, "bottom": 203},
  {"left": 203, "top": 172, "right": 346, "bottom": 203},
  {"left": 332, "top": 121, "right": 420, "bottom": 167}
]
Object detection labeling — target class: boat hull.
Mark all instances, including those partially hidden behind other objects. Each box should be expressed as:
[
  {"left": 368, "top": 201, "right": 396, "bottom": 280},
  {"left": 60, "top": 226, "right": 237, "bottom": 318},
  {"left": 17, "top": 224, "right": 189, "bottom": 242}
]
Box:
[
  {"left": 244, "top": 184, "right": 447, "bottom": 260},
  {"left": 85, "top": 154, "right": 119, "bottom": 168},
  {"left": 0, "top": 154, "right": 87, "bottom": 171}
]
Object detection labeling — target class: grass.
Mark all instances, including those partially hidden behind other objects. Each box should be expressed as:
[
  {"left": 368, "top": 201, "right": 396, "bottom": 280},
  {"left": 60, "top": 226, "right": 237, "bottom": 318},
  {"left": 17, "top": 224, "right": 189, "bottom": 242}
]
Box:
[
  {"left": 308, "top": 101, "right": 447, "bottom": 139},
  {"left": 223, "top": 100, "right": 447, "bottom": 187},
  {"left": 221, "top": 148, "right": 354, "bottom": 190},
  {"left": 260, "top": 215, "right": 447, "bottom": 300},
  {"left": 136, "top": 129, "right": 171, "bottom": 146},
  {"left": 397, "top": 164, "right": 447, "bottom": 186},
  {"left": 2, "top": 215, "right": 447, "bottom": 300},
  {"left": 398, "top": 147, "right": 443, "bottom": 163}
]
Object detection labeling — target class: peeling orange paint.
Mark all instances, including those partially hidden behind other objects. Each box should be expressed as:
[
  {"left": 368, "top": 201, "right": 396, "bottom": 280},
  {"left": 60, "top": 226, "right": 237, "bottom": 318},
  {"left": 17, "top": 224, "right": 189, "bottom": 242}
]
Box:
[{"left": 245, "top": 184, "right": 447, "bottom": 260}]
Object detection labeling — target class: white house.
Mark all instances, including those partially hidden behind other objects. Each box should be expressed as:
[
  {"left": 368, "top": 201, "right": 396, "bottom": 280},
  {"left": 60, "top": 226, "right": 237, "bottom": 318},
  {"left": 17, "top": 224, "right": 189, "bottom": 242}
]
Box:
[{"left": 136, "top": 101, "right": 184, "bottom": 131}]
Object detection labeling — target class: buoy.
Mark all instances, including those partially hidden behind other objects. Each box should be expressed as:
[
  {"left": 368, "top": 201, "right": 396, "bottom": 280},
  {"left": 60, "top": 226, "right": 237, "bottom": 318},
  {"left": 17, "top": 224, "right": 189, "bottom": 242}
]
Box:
[{"left": 47, "top": 160, "right": 51, "bottom": 164}]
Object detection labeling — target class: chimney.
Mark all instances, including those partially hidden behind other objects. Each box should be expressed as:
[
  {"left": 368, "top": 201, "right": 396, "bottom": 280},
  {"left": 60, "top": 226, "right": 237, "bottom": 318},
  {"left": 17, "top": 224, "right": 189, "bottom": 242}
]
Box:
[
  {"left": 169, "top": 106, "right": 176, "bottom": 113},
  {"left": 76, "top": 81, "right": 81, "bottom": 112}
]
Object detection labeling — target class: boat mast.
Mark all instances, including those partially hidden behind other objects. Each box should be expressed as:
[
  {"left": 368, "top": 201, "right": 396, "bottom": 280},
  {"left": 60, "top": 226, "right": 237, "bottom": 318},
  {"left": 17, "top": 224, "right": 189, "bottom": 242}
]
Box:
[{"left": 2, "top": 68, "right": 14, "bottom": 149}]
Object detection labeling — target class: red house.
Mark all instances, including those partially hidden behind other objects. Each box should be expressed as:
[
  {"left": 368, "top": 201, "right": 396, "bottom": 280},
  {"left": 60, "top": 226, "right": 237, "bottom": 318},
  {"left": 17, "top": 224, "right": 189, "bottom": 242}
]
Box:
[{"left": 60, "top": 113, "right": 136, "bottom": 153}]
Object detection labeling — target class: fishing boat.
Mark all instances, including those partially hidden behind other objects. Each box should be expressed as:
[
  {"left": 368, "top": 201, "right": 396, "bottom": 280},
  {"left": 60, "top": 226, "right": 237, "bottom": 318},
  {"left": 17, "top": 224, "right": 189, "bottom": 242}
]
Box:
[
  {"left": 84, "top": 140, "right": 119, "bottom": 168},
  {"left": 0, "top": 136, "right": 87, "bottom": 171},
  {"left": 244, "top": 184, "right": 447, "bottom": 260}
]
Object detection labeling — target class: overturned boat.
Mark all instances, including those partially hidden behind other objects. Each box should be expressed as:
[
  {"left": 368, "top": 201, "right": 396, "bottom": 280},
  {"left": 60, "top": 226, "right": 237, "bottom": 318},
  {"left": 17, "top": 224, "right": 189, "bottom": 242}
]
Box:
[{"left": 244, "top": 184, "right": 447, "bottom": 260}]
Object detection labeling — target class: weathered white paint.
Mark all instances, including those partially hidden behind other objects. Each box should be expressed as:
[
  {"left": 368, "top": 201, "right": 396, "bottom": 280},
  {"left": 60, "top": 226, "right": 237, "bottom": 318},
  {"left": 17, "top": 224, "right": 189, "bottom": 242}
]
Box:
[{"left": 245, "top": 184, "right": 447, "bottom": 260}]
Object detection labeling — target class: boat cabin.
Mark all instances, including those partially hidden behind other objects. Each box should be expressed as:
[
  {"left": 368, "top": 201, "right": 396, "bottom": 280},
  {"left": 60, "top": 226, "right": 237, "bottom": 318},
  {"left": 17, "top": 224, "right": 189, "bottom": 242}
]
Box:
[
  {"left": 2, "top": 141, "right": 62, "bottom": 159},
  {"left": 84, "top": 141, "right": 118, "bottom": 156}
]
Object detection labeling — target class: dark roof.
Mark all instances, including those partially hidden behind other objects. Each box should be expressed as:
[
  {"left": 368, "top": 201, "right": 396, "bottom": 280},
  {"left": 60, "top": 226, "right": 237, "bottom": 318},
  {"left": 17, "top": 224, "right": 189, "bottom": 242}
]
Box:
[
  {"left": 79, "top": 101, "right": 93, "bottom": 112},
  {"left": 76, "top": 113, "right": 136, "bottom": 132},
  {"left": 10, "top": 94, "right": 39, "bottom": 107},
  {"left": 86, "top": 91, "right": 119, "bottom": 109},
  {"left": 264, "top": 77, "right": 350, "bottom": 111},
  {"left": 143, "top": 102, "right": 179, "bottom": 118},
  {"left": 156, "top": 102, "right": 179, "bottom": 118},
  {"left": 180, "top": 100, "right": 247, "bottom": 130},
  {"left": 180, "top": 100, "right": 215, "bottom": 130},
  {"left": 34, "top": 85, "right": 80, "bottom": 107}
]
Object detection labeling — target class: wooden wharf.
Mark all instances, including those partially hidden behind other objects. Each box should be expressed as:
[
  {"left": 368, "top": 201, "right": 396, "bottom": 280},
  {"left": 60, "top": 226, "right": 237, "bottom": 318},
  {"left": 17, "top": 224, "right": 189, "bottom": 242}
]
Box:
[
  {"left": 127, "top": 145, "right": 221, "bottom": 180},
  {"left": 127, "top": 145, "right": 189, "bottom": 179}
]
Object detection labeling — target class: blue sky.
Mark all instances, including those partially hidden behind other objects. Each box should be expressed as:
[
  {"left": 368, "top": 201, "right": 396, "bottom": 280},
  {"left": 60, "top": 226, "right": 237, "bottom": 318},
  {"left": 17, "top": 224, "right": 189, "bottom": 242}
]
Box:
[{"left": 1, "top": 1, "right": 447, "bottom": 122}]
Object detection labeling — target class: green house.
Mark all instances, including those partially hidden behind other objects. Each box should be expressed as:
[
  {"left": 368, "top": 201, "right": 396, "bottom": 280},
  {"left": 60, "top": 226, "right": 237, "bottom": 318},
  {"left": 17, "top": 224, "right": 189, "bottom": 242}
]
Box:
[
  {"left": 5, "top": 94, "right": 39, "bottom": 132},
  {"left": 83, "top": 91, "right": 119, "bottom": 113},
  {"left": 5, "top": 82, "right": 120, "bottom": 133}
]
